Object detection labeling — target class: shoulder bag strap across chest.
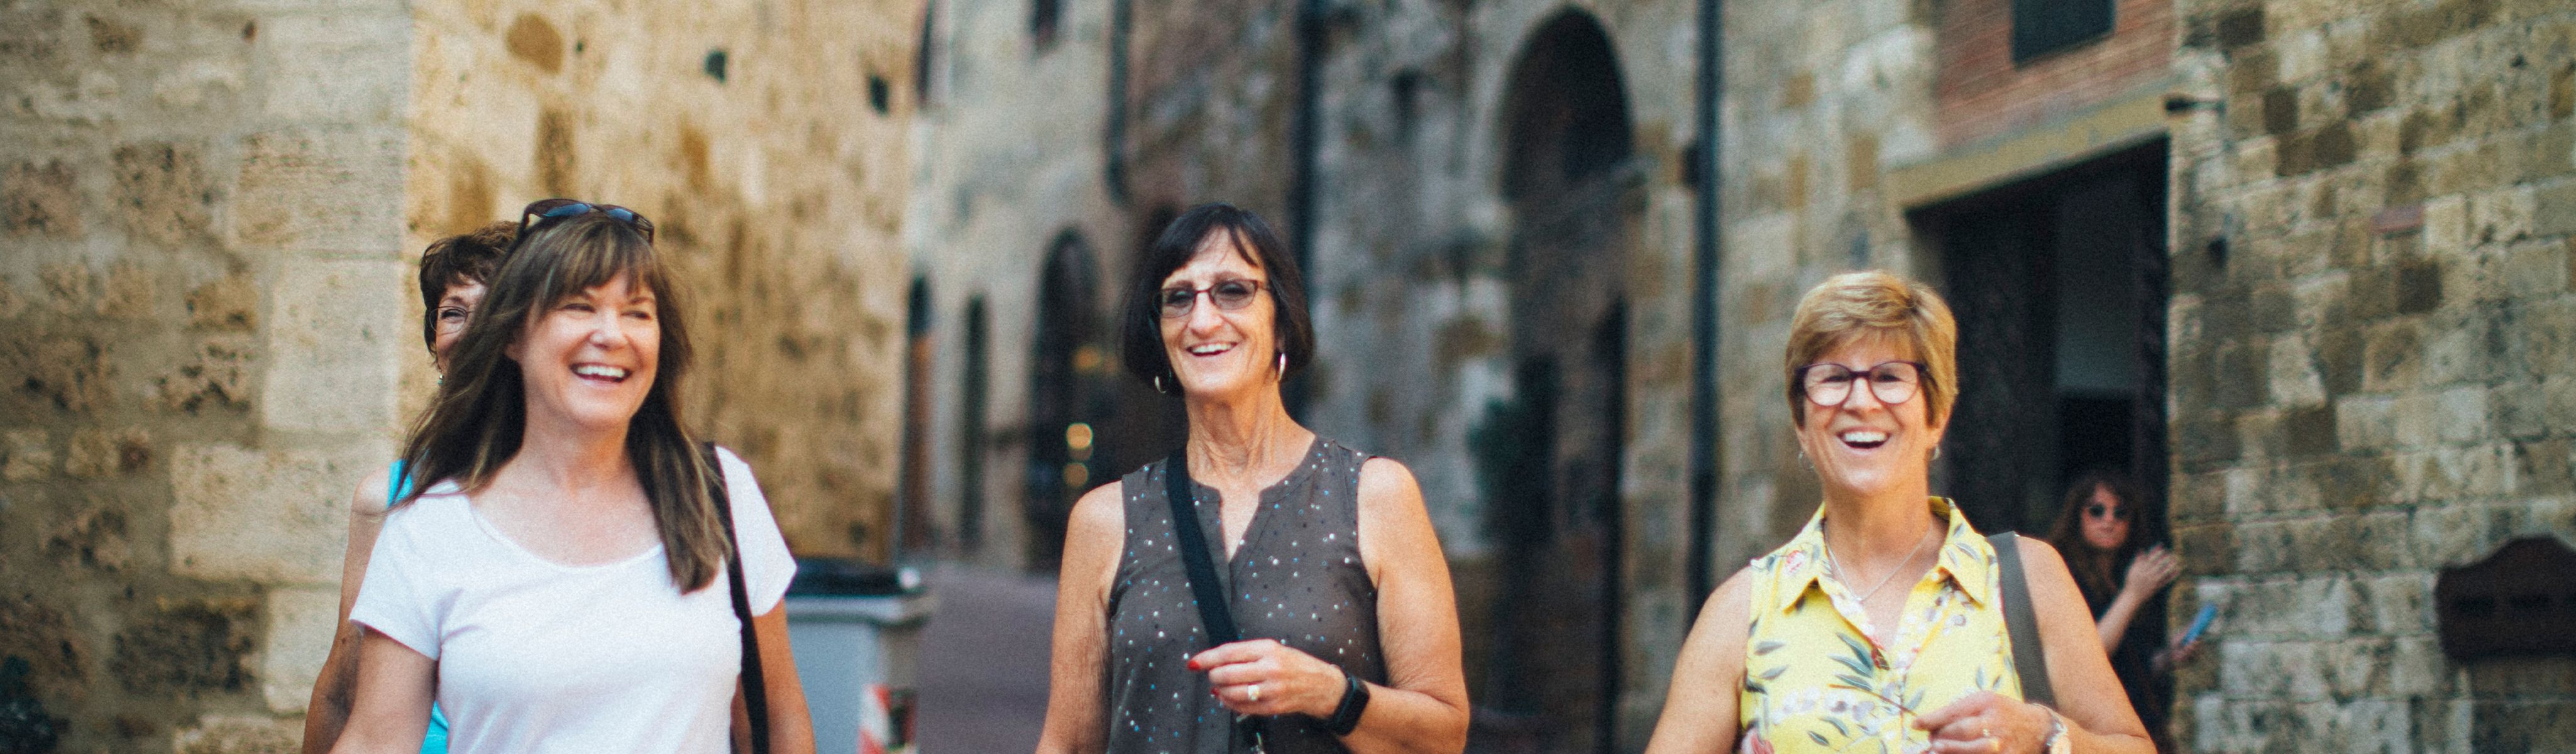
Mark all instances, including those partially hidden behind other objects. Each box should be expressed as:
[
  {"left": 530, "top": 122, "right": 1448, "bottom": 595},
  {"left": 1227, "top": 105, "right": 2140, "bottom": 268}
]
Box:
[{"left": 1988, "top": 531, "right": 2054, "bottom": 706}]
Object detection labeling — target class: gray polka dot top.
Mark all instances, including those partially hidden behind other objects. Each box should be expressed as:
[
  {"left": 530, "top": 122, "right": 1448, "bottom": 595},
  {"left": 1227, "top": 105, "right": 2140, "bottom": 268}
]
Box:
[{"left": 1104, "top": 436, "right": 1386, "bottom": 754}]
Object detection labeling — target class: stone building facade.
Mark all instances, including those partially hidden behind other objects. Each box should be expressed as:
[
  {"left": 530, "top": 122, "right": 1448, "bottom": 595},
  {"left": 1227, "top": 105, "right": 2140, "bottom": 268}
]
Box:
[
  {"left": 0, "top": 0, "right": 915, "bottom": 750},
  {"left": 912, "top": 0, "right": 2576, "bottom": 751}
]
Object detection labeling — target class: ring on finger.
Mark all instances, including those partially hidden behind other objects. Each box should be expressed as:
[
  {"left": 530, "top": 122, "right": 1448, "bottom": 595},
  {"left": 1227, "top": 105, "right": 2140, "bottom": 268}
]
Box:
[{"left": 1248, "top": 684, "right": 1261, "bottom": 703}]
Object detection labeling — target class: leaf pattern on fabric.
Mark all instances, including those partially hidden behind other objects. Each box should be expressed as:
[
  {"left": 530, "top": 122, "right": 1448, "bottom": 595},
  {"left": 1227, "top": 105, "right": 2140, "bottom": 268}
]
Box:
[{"left": 1736, "top": 499, "right": 2025, "bottom": 753}]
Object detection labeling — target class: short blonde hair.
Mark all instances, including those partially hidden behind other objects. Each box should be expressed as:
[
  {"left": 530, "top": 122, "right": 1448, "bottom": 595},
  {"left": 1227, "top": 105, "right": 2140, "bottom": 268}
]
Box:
[{"left": 1783, "top": 271, "right": 1959, "bottom": 427}]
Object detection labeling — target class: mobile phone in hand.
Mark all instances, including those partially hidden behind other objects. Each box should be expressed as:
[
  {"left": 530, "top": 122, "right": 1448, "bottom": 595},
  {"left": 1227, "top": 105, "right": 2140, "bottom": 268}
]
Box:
[{"left": 2181, "top": 603, "right": 2218, "bottom": 645}]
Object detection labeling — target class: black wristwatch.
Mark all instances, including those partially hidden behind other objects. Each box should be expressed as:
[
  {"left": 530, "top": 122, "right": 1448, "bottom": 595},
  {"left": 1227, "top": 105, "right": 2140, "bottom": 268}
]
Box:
[{"left": 1323, "top": 670, "right": 1370, "bottom": 736}]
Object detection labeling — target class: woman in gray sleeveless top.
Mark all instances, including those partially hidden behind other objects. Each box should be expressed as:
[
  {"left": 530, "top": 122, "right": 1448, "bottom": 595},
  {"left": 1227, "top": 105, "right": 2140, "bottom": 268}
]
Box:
[{"left": 1036, "top": 204, "right": 1469, "bottom": 754}]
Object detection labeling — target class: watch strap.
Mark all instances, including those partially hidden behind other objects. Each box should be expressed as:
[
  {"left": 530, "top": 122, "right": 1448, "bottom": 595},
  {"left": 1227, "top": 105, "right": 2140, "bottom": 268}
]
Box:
[{"left": 1323, "top": 669, "right": 1368, "bottom": 736}]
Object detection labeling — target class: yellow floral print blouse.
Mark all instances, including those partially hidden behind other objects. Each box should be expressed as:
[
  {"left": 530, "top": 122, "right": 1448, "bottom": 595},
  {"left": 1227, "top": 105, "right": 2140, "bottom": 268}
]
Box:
[{"left": 1737, "top": 498, "right": 2022, "bottom": 754}]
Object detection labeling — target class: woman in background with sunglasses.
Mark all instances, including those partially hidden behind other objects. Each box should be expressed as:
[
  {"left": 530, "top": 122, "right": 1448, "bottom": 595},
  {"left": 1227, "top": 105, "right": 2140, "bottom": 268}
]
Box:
[
  {"left": 1035, "top": 203, "right": 1469, "bottom": 754},
  {"left": 2043, "top": 471, "right": 2198, "bottom": 753},
  {"left": 1645, "top": 271, "right": 2150, "bottom": 754},
  {"left": 331, "top": 200, "right": 814, "bottom": 754}
]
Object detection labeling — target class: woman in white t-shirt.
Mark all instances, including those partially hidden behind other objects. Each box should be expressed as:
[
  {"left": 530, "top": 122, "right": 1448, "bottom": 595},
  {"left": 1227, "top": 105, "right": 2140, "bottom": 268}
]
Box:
[{"left": 332, "top": 200, "right": 815, "bottom": 754}]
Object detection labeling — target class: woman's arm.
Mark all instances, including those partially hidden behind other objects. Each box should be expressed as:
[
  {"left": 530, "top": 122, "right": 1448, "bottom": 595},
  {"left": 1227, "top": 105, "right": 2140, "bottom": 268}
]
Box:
[
  {"left": 728, "top": 606, "right": 817, "bottom": 754},
  {"left": 1335, "top": 457, "right": 1470, "bottom": 754},
  {"left": 1641, "top": 568, "right": 1753, "bottom": 754},
  {"left": 2092, "top": 547, "right": 2176, "bottom": 654},
  {"left": 2022, "top": 538, "right": 2154, "bottom": 753},
  {"left": 326, "top": 630, "right": 436, "bottom": 754},
  {"left": 1033, "top": 483, "right": 1126, "bottom": 754},
  {"left": 304, "top": 468, "right": 395, "bottom": 754},
  {"left": 1917, "top": 539, "right": 2154, "bottom": 754}
]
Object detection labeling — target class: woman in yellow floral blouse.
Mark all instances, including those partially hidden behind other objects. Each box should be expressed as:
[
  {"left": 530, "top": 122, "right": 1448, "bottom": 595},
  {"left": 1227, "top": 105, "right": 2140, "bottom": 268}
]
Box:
[{"left": 1643, "top": 271, "right": 2154, "bottom": 754}]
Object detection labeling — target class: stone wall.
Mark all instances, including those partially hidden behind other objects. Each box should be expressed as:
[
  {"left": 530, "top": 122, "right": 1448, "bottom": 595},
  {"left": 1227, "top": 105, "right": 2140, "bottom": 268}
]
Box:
[
  {"left": 904, "top": 0, "right": 1132, "bottom": 569},
  {"left": 0, "top": 0, "right": 914, "bottom": 748},
  {"left": 2166, "top": 0, "right": 2576, "bottom": 749},
  {"left": 0, "top": 0, "right": 410, "bottom": 749},
  {"left": 405, "top": 0, "right": 917, "bottom": 563},
  {"left": 1710, "top": 0, "right": 1941, "bottom": 596}
]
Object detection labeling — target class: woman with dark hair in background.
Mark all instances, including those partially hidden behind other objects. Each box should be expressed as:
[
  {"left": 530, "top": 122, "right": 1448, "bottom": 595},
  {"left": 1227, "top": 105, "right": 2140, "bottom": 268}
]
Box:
[
  {"left": 1035, "top": 202, "right": 1470, "bottom": 754},
  {"left": 307, "top": 221, "right": 516, "bottom": 754},
  {"left": 329, "top": 200, "right": 813, "bottom": 753},
  {"left": 2044, "top": 471, "right": 2199, "bottom": 752}
]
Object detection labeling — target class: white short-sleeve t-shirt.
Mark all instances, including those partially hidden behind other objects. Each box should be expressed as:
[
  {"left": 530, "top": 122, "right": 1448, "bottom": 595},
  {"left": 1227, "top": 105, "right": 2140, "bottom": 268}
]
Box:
[{"left": 350, "top": 447, "right": 796, "bottom": 754}]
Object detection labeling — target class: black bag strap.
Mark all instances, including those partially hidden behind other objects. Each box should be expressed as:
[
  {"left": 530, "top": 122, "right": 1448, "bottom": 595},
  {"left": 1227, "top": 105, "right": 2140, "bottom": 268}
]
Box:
[
  {"left": 1164, "top": 451, "right": 1270, "bottom": 749},
  {"left": 1164, "top": 450, "right": 1240, "bottom": 644},
  {"left": 708, "top": 443, "right": 771, "bottom": 754},
  {"left": 1988, "top": 531, "right": 2054, "bottom": 706}
]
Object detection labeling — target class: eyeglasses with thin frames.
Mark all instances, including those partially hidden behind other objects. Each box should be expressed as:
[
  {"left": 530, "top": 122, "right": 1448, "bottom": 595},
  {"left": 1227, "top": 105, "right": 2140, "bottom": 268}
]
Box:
[
  {"left": 1795, "top": 360, "right": 1927, "bottom": 408},
  {"left": 1157, "top": 278, "right": 1266, "bottom": 319},
  {"left": 517, "top": 198, "right": 655, "bottom": 244}
]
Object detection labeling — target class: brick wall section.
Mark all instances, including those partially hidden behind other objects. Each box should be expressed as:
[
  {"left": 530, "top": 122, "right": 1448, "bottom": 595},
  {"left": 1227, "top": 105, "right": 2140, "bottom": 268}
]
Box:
[
  {"left": 0, "top": 0, "right": 410, "bottom": 750},
  {"left": 1934, "top": 0, "right": 2176, "bottom": 148},
  {"left": 2165, "top": 0, "right": 2576, "bottom": 749},
  {"left": 405, "top": 0, "right": 918, "bottom": 562}
]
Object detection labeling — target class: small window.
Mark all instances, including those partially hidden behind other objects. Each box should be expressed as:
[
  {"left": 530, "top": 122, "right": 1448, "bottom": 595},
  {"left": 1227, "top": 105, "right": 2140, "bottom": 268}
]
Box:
[
  {"left": 1031, "top": 0, "right": 1062, "bottom": 48},
  {"left": 2012, "top": 0, "right": 2113, "bottom": 64}
]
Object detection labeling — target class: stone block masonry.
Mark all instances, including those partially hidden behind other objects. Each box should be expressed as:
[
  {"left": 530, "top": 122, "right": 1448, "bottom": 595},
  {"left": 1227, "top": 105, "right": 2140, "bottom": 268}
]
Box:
[
  {"left": 2167, "top": 0, "right": 2576, "bottom": 749},
  {"left": 0, "top": 0, "right": 413, "bottom": 748},
  {"left": 0, "top": 0, "right": 918, "bottom": 750}
]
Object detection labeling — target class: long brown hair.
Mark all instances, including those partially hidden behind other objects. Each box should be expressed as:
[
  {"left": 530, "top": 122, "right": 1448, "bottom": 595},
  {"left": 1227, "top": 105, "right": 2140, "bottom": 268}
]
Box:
[
  {"left": 2043, "top": 468, "right": 2144, "bottom": 601},
  {"left": 394, "top": 211, "right": 730, "bottom": 592}
]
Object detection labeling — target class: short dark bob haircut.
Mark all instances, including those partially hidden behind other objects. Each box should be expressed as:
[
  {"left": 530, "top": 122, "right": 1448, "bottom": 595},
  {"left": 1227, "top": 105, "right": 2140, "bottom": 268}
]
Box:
[{"left": 1118, "top": 202, "right": 1316, "bottom": 391}]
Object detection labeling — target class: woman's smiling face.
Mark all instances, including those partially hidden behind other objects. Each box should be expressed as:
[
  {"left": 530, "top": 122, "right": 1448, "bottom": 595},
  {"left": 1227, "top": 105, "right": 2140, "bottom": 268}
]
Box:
[
  {"left": 508, "top": 272, "right": 661, "bottom": 433},
  {"left": 1157, "top": 230, "right": 1276, "bottom": 400},
  {"left": 1793, "top": 331, "right": 1945, "bottom": 501}
]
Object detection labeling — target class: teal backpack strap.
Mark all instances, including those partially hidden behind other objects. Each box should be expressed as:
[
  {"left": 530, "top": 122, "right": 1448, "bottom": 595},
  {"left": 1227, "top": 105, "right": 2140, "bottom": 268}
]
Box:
[{"left": 1988, "top": 531, "right": 2054, "bottom": 706}]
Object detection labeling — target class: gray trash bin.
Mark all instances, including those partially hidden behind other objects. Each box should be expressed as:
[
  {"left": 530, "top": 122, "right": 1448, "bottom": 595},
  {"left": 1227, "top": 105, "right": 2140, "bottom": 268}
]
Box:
[{"left": 783, "top": 559, "right": 933, "bottom": 754}]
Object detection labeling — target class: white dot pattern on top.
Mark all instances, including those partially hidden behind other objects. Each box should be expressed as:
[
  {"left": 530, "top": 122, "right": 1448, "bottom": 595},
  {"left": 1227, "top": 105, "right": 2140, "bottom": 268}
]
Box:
[{"left": 1104, "top": 436, "right": 1384, "bottom": 754}]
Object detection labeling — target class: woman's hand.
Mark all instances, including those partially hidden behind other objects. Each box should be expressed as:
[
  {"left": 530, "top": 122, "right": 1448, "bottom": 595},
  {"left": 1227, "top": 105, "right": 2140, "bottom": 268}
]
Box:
[
  {"left": 1193, "top": 638, "right": 1349, "bottom": 719},
  {"left": 1914, "top": 692, "right": 2054, "bottom": 754},
  {"left": 2119, "top": 545, "right": 2177, "bottom": 598}
]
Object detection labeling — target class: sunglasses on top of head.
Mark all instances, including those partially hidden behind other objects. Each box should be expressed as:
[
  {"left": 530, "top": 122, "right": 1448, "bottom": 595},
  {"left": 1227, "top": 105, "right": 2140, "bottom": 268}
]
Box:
[{"left": 517, "top": 198, "right": 655, "bottom": 243}]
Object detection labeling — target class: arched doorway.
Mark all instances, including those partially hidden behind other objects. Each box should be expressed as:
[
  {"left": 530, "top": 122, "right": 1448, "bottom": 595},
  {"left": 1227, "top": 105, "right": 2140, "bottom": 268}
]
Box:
[
  {"left": 1469, "top": 9, "right": 1638, "bottom": 751},
  {"left": 1025, "top": 231, "right": 1104, "bottom": 570}
]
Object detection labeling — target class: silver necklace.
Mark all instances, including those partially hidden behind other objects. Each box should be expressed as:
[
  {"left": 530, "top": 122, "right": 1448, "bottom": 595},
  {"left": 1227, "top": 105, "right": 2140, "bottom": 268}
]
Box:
[{"left": 1827, "top": 522, "right": 1935, "bottom": 603}]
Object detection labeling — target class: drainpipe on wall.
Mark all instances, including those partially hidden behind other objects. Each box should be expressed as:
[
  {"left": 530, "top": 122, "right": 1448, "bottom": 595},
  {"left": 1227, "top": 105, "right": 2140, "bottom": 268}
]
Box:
[
  {"left": 1687, "top": 0, "right": 1724, "bottom": 606},
  {"left": 1284, "top": 0, "right": 1326, "bottom": 417}
]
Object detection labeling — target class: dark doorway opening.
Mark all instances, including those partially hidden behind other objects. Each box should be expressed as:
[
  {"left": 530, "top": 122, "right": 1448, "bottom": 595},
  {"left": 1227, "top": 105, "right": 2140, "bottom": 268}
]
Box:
[
  {"left": 1468, "top": 10, "right": 1634, "bottom": 752},
  {"left": 1025, "top": 232, "right": 1104, "bottom": 571},
  {"left": 1910, "top": 139, "right": 2173, "bottom": 738}
]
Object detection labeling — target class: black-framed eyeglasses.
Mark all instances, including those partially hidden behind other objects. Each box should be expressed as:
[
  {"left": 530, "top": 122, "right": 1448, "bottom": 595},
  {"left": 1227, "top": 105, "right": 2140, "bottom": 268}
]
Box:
[
  {"left": 1157, "top": 278, "right": 1265, "bottom": 319},
  {"left": 2085, "top": 503, "right": 2132, "bottom": 521},
  {"left": 1795, "top": 360, "right": 1927, "bottom": 408},
  {"left": 517, "top": 198, "right": 654, "bottom": 243}
]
